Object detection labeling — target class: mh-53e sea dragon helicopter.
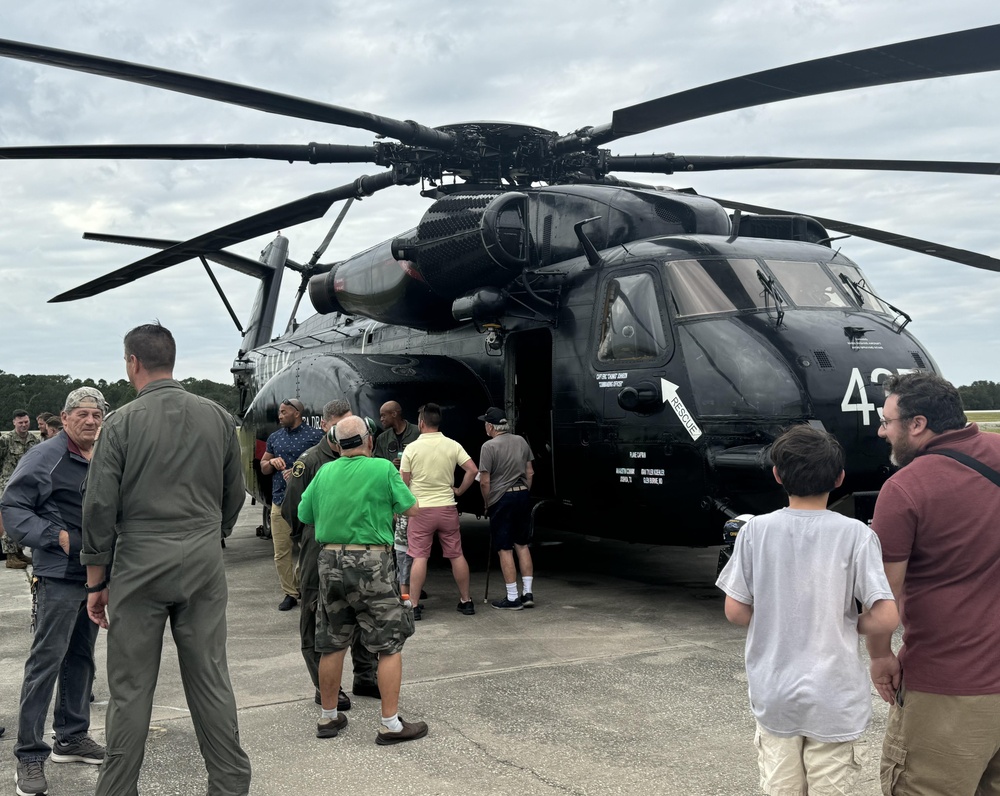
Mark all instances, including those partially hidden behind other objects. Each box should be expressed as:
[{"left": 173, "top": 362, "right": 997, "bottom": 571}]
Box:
[{"left": 2, "top": 26, "right": 1000, "bottom": 551}]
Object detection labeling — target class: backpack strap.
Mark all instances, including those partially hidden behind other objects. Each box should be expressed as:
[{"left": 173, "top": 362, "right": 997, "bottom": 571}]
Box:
[{"left": 920, "top": 448, "right": 1000, "bottom": 488}]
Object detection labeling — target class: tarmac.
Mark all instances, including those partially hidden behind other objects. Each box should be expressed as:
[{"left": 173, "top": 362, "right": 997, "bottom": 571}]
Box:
[{"left": 0, "top": 505, "right": 893, "bottom": 796}]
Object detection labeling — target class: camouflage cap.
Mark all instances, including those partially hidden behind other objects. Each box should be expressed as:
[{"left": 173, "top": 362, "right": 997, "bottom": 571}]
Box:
[{"left": 63, "top": 386, "right": 108, "bottom": 414}]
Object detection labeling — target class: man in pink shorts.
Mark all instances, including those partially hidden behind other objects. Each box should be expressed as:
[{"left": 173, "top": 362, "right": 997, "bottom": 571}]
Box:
[{"left": 400, "top": 403, "right": 478, "bottom": 620}]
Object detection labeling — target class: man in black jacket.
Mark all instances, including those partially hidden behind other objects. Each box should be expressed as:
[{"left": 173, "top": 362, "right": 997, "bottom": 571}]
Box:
[{"left": 1, "top": 387, "right": 107, "bottom": 796}]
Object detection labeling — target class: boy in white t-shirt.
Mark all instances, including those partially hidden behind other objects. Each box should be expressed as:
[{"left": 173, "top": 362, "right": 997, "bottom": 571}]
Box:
[{"left": 716, "top": 425, "right": 898, "bottom": 795}]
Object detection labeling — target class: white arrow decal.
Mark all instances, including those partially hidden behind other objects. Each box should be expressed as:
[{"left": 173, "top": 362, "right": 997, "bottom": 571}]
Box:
[{"left": 661, "top": 379, "right": 703, "bottom": 441}]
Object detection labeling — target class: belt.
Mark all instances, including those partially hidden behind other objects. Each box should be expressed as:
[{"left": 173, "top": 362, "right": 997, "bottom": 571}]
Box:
[
  {"left": 506, "top": 485, "right": 528, "bottom": 492},
  {"left": 323, "top": 544, "right": 392, "bottom": 552}
]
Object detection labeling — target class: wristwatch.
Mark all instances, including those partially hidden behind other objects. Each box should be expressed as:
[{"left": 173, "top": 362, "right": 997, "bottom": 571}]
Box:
[{"left": 84, "top": 580, "right": 107, "bottom": 593}]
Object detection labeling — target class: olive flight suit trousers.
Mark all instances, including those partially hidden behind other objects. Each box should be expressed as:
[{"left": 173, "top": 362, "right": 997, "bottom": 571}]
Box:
[{"left": 95, "top": 526, "right": 251, "bottom": 796}]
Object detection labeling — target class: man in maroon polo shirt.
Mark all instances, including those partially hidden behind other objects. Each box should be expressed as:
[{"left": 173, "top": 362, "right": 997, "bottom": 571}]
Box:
[{"left": 867, "top": 371, "right": 1000, "bottom": 795}]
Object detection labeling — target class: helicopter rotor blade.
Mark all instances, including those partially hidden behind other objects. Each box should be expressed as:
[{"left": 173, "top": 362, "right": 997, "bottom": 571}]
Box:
[
  {"left": 50, "top": 170, "right": 402, "bottom": 303},
  {"left": 0, "top": 143, "right": 381, "bottom": 164},
  {"left": 607, "top": 155, "right": 1000, "bottom": 177},
  {"left": 81, "top": 232, "right": 307, "bottom": 277},
  {"left": 708, "top": 196, "right": 1000, "bottom": 273},
  {"left": 591, "top": 24, "right": 1000, "bottom": 146},
  {"left": 0, "top": 38, "right": 454, "bottom": 150}
]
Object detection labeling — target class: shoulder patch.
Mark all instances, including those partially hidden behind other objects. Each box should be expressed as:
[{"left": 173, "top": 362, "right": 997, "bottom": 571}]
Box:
[{"left": 291, "top": 460, "right": 307, "bottom": 478}]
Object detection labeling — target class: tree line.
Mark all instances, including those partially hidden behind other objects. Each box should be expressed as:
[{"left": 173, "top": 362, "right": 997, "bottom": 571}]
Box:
[
  {"left": 957, "top": 380, "right": 1000, "bottom": 411},
  {"left": 0, "top": 371, "right": 240, "bottom": 422}
]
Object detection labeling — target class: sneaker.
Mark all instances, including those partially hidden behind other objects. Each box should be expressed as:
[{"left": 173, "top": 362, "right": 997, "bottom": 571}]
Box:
[
  {"left": 278, "top": 595, "right": 298, "bottom": 611},
  {"left": 353, "top": 682, "right": 381, "bottom": 699},
  {"left": 51, "top": 736, "right": 105, "bottom": 764},
  {"left": 15, "top": 760, "right": 47, "bottom": 795},
  {"left": 491, "top": 597, "right": 523, "bottom": 611},
  {"left": 412, "top": 604, "right": 423, "bottom": 621},
  {"left": 316, "top": 713, "right": 348, "bottom": 739},
  {"left": 376, "top": 717, "right": 428, "bottom": 746},
  {"left": 456, "top": 600, "right": 475, "bottom": 616},
  {"left": 521, "top": 592, "right": 535, "bottom": 608}
]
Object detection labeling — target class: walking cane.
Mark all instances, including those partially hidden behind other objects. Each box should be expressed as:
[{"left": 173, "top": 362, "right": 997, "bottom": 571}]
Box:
[{"left": 483, "top": 518, "right": 493, "bottom": 603}]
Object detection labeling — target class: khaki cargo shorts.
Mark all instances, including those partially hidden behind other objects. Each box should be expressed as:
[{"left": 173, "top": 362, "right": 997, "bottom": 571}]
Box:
[{"left": 755, "top": 723, "right": 865, "bottom": 796}]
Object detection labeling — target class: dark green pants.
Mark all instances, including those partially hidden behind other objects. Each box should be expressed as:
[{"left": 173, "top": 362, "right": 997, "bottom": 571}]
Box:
[{"left": 95, "top": 528, "right": 251, "bottom": 796}]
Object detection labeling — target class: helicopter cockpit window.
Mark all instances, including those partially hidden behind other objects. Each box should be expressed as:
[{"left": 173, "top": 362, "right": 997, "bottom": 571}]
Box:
[
  {"left": 827, "top": 264, "right": 893, "bottom": 315},
  {"left": 597, "top": 272, "right": 669, "bottom": 362},
  {"left": 665, "top": 258, "right": 768, "bottom": 317},
  {"left": 764, "top": 260, "right": 850, "bottom": 308}
]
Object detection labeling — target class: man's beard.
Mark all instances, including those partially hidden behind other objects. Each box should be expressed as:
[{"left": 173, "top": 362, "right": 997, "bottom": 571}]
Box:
[{"left": 890, "top": 436, "right": 918, "bottom": 468}]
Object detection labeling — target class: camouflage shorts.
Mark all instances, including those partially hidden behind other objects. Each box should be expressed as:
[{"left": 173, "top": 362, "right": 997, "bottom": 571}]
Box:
[{"left": 315, "top": 548, "right": 414, "bottom": 655}]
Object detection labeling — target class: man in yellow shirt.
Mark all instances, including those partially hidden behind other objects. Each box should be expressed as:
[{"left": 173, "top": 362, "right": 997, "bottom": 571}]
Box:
[{"left": 399, "top": 403, "right": 478, "bottom": 620}]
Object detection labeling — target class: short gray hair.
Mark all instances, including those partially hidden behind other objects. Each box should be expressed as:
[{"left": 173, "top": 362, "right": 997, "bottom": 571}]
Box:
[{"left": 322, "top": 399, "right": 351, "bottom": 421}]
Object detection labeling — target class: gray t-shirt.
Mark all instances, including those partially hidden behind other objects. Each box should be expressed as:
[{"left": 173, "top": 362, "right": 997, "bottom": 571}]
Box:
[
  {"left": 479, "top": 432, "right": 533, "bottom": 507},
  {"left": 716, "top": 508, "right": 893, "bottom": 742}
]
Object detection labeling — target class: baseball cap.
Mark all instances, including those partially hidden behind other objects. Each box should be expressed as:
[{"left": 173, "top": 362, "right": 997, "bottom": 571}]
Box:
[
  {"left": 477, "top": 407, "right": 507, "bottom": 425},
  {"left": 63, "top": 386, "right": 108, "bottom": 414}
]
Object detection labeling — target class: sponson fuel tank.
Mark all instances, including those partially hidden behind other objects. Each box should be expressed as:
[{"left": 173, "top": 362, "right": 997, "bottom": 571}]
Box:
[{"left": 307, "top": 185, "right": 731, "bottom": 330}]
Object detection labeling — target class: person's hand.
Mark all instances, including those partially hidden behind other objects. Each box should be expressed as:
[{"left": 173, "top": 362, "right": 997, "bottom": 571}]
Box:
[
  {"left": 87, "top": 588, "right": 110, "bottom": 629},
  {"left": 870, "top": 654, "right": 901, "bottom": 704},
  {"left": 58, "top": 530, "right": 70, "bottom": 554},
  {"left": 271, "top": 456, "right": 287, "bottom": 471},
  {"left": 282, "top": 469, "right": 292, "bottom": 481}
]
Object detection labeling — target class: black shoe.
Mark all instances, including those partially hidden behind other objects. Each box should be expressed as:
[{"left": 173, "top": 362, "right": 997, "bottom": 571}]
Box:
[
  {"left": 412, "top": 604, "right": 423, "bottom": 621},
  {"left": 353, "top": 682, "right": 381, "bottom": 699},
  {"left": 314, "top": 688, "right": 351, "bottom": 710},
  {"left": 376, "top": 717, "right": 428, "bottom": 745},
  {"left": 316, "top": 713, "right": 348, "bottom": 739},
  {"left": 456, "top": 599, "right": 475, "bottom": 616},
  {"left": 278, "top": 595, "right": 298, "bottom": 611},
  {"left": 420, "top": 589, "right": 429, "bottom": 599},
  {"left": 491, "top": 596, "right": 523, "bottom": 611},
  {"left": 521, "top": 592, "right": 535, "bottom": 608}
]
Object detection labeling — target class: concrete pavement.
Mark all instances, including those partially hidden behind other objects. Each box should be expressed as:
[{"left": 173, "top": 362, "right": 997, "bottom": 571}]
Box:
[{"left": 0, "top": 506, "right": 891, "bottom": 795}]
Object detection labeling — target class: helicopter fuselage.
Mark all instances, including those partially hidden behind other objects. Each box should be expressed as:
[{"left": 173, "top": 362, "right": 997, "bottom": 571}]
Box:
[{"left": 236, "top": 226, "right": 923, "bottom": 546}]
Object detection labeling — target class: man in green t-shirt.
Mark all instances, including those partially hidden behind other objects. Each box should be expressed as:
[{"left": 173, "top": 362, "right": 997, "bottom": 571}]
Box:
[{"left": 298, "top": 416, "right": 427, "bottom": 745}]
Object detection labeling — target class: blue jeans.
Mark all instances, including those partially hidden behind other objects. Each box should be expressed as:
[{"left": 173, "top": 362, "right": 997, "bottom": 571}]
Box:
[{"left": 15, "top": 576, "right": 98, "bottom": 762}]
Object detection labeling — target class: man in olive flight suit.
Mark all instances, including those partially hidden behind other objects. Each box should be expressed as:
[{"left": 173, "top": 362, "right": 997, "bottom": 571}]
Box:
[
  {"left": 82, "top": 323, "right": 251, "bottom": 796},
  {"left": 282, "top": 399, "right": 380, "bottom": 705}
]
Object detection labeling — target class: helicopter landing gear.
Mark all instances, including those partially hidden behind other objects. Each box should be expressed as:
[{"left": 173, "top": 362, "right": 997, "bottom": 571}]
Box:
[{"left": 256, "top": 504, "right": 272, "bottom": 540}]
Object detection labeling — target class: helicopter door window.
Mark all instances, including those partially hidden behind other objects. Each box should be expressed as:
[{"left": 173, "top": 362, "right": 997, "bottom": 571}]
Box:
[
  {"left": 665, "top": 258, "right": 768, "bottom": 317},
  {"left": 597, "top": 272, "right": 669, "bottom": 362},
  {"left": 764, "top": 260, "right": 850, "bottom": 308}
]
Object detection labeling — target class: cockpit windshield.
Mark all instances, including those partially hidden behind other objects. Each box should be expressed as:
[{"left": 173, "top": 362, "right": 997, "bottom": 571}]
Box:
[
  {"left": 665, "top": 257, "right": 893, "bottom": 317},
  {"left": 764, "top": 260, "right": 850, "bottom": 308},
  {"left": 665, "top": 258, "right": 767, "bottom": 317},
  {"left": 827, "top": 263, "right": 894, "bottom": 315}
]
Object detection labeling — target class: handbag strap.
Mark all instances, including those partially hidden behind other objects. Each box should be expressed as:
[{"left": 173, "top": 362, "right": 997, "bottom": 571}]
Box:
[{"left": 920, "top": 448, "right": 1000, "bottom": 488}]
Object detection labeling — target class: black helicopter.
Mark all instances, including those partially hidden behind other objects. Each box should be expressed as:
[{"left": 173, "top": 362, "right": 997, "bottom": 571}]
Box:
[{"left": 2, "top": 26, "right": 1000, "bottom": 547}]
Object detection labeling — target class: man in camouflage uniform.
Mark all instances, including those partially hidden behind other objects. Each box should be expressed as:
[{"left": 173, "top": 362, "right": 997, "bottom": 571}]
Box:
[
  {"left": 298, "top": 415, "right": 427, "bottom": 745},
  {"left": 0, "top": 409, "right": 40, "bottom": 568},
  {"left": 282, "top": 399, "right": 379, "bottom": 707}
]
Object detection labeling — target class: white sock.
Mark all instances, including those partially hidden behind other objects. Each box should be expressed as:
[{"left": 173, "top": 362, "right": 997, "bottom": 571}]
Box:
[
  {"left": 321, "top": 707, "right": 338, "bottom": 720},
  {"left": 522, "top": 576, "right": 533, "bottom": 594},
  {"left": 381, "top": 713, "right": 403, "bottom": 732},
  {"left": 506, "top": 582, "right": 518, "bottom": 601}
]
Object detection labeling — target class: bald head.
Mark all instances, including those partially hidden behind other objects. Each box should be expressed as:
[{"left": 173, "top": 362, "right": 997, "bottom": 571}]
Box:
[
  {"left": 379, "top": 400, "right": 406, "bottom": 433},
  {"left": 335, "top": 415, "right": 372, "bottom": 457}
]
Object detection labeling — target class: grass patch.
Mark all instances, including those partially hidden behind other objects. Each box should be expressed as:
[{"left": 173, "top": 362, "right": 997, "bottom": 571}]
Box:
[{"left": 967, "top": 410, "right": 1000, "bottom": 423}]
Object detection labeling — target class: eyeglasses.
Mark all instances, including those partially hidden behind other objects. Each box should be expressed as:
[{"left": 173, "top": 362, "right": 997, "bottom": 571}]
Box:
[{"left": 879, "top": 416, "right": 908, "bottom": 428}]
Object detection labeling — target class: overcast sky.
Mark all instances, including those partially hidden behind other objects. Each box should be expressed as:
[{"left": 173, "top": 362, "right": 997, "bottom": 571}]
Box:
[{"left": 2, "top": 1, "right": 999, "bottom": 390}]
